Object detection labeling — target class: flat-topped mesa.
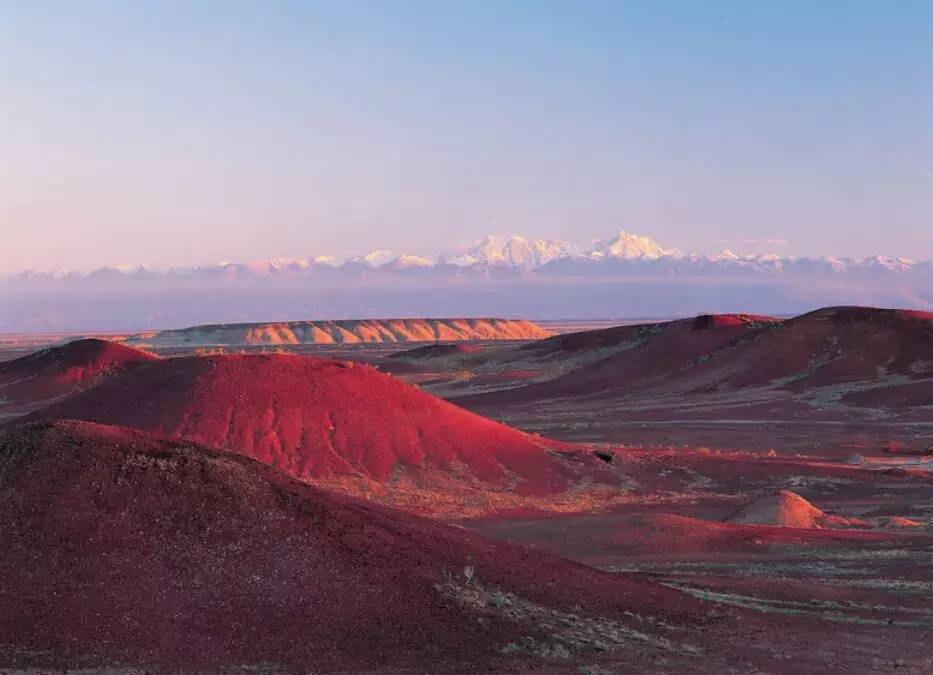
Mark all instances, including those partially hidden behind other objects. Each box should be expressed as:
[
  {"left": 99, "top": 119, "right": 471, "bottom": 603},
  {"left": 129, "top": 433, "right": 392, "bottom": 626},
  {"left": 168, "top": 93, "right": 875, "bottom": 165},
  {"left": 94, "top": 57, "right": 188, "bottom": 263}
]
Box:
[{"left": 127, "top": 318, "right": 553, "bottom": 347}]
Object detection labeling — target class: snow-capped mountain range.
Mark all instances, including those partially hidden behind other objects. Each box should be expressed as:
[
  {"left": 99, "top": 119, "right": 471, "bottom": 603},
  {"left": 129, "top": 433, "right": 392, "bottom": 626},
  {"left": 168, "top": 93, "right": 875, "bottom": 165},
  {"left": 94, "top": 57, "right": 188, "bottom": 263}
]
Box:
[
  {"left": 8, "top": 230, "right": 923, "bottom": 281},
  {"left": 2, "top": 231, "right": 930, "bottom": 331},
  {"left": 446, "top": 235, "right": 575, "bottom": 268}
]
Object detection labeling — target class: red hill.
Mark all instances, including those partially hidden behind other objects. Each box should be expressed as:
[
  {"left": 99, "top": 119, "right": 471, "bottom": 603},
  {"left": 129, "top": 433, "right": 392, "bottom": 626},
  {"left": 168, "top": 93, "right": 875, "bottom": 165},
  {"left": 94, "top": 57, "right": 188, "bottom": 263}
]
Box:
[
  {"left": 23, "top": 352, "right": 620, "bottom": 516},
  {"left": 727, "top": 490, "right": 870, "bottom": 529},
  {"left": 0, "top": 421, "right": 719, "bottom": 672},
  {"left": 0, "top": 338, "right": 158, "bottom": 417},
  {"left": 459, "top": 307, "right": 933, "bottom": 420},
  {"left": 462, "top": 313, "right": 776, "bottom": 405},
  {"left": 682, "top": 306, "right": 933, "bottom": 392},
  {"left": 522, "top": 314, "right": 775, "bottom": 356}
]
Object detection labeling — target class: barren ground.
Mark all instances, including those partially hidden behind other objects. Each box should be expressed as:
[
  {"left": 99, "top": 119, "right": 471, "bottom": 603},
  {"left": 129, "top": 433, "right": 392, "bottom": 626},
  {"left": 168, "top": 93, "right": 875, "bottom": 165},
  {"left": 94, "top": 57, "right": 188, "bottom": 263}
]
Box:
[{"left": 3, "top": 313, "right": 932, "bottom": 673}]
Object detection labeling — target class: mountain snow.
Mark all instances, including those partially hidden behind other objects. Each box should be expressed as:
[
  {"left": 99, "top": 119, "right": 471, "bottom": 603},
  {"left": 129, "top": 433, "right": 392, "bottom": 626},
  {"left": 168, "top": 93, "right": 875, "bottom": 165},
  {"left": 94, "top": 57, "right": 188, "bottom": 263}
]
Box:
[
  {"left": 586, "top": 231, "right": 666, "bottom": 260},
  {"left": 4, "top": 228, "right": 931, "bottom": 330},
  {"left": 5, "top": 230, "right": 929, "bottom": 283}
]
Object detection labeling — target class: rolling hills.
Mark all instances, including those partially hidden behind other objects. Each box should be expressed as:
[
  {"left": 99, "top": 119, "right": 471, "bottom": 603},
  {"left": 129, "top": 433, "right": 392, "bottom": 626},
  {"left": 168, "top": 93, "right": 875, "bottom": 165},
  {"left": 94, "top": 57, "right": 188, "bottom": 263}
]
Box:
[
  {"left": 0, "top": 338, "right": 157, "bottom": 418},
  {"left": 20, "top": 350, "right": 622, "bottom": 516},
  {"left": 453, "top": 307, "right": 933, "bottom": 448}
]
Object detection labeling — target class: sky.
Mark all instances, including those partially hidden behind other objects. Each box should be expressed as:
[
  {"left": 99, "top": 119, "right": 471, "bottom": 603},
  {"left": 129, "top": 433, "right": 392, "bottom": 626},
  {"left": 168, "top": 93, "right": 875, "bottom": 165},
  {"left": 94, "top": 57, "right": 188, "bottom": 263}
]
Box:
[{"left": 1, "top": 0, "right": 931, "bottom": 275}]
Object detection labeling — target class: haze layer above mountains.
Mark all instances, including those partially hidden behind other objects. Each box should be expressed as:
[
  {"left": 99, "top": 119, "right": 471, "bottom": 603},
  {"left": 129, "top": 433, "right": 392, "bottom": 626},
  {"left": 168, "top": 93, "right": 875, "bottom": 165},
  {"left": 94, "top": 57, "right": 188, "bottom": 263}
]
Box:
[{"left": 3, "top": 231, "right": 931, "bottom": 330}]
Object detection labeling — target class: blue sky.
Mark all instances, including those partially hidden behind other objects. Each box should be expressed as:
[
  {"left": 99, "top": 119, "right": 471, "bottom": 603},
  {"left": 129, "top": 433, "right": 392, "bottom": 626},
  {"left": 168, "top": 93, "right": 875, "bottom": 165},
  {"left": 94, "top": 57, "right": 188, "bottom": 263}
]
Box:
[{"left": 1, "top": 0, "right": 931, "bottom": 273}]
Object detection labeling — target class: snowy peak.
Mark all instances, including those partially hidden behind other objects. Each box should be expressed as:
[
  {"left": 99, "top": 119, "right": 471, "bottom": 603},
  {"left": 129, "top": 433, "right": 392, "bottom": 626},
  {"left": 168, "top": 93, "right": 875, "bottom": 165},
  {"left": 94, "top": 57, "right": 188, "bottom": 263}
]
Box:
[
  {"left": 358, "top": 250, "right": 398, "bottom": 268},
  {"left": 312, "top": 255, "right": 341, "bottom": 267},
  {"left": 7, "top": 230, "right": 930, "bottom": 285},
  {"left": 470, "top": 235, "right": 509, "bottom": 265},
  {"left": 452, "top": 235, "right": 573, "bottom": 268},
  {"left": 502, "top": 236, "right": 573, "bottom": 268},
  {"left": 385, "top": 254, "right": 434, "bottom": 269},
  {"left": 587, "top": 231, "right": 665, "bottom": 260}
]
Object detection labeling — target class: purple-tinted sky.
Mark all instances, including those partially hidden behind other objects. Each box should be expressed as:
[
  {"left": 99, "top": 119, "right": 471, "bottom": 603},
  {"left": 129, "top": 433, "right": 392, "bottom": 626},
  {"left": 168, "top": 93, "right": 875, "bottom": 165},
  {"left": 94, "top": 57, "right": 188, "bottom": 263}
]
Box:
[{"left": 2, "top": 0, "right": 931, "bottom": 274}]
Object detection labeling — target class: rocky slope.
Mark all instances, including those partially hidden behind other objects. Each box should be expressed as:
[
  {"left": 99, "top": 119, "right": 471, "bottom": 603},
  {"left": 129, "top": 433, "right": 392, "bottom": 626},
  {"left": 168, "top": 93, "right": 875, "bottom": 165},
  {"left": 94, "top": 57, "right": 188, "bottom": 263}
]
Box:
[{"left": 0, "top": 420, "right": 717, "bottom": 672}]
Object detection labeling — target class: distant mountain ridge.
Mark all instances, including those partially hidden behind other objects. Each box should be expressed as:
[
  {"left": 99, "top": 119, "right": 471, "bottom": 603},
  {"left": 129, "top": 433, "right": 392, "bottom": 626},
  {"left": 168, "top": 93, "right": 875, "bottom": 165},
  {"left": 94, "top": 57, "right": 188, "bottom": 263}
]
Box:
[
  {"left": 2, "top": 230, "right": 931, "bottom": 330},
  {"left": 8, "top": 229, "right": 925, "bottom": 282}
]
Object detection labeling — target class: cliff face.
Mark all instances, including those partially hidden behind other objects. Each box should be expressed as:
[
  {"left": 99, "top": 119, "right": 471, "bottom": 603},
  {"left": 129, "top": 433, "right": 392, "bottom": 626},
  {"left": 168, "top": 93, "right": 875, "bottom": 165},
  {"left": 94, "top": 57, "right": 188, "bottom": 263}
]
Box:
[{"left": 128, "top": 318, "right": 553, "bottom": 347}]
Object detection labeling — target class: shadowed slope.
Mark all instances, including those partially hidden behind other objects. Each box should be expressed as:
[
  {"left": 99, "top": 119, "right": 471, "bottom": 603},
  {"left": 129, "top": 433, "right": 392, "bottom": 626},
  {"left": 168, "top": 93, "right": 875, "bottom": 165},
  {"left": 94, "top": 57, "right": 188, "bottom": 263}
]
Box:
[
  {"left": 525, "top": 313, "right": 775, "bottom": 355},
  {"left": 681, "top": 306, "right": 933, "bottom": 392},
  {"left": 458, "top": 313, "right": 776, "bottom": 405},
  {"left": 0, "top": 421, "right": 721, "bottom": 672},
  {"left": 23, "top": 352, "right": 621, "bottom": 515},
  {"left": 0, "top": 339, "right": 158, "bottom": 416},
  {"left": 459, "top": 307, "right": 933, "bottom": 420}
]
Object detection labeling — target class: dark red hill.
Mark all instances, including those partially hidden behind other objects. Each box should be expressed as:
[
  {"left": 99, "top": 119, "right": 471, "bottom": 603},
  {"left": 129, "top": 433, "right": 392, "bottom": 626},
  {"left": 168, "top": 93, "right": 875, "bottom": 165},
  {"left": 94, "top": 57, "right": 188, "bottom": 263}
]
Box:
[
  {"left": 462, "top": 313, "right": 775, "bottom": 405},
  {"left": 523, "top": 314, "right": 775, "bottom": 355},
  {"left": 459, "top": 307, "right": 933, "bottom": 418},
  {"left": 22, "top": 353, "right": 620, "bottom": 515},
  {"left": 0, "top": 420, "right": 722, "bottom": 672},
  {"left": 0, "top": 338, "right": 158, "bottom": 416},
  {"left": 679, "top": 306, "right": 933, "bottom": 392}
]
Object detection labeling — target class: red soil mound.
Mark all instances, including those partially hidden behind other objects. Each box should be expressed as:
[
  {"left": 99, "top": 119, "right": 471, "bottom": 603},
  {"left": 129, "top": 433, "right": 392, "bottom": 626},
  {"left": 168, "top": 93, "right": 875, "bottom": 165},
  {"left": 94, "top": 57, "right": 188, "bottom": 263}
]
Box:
[
  {"left": 460, "top": 306, "right": 933, "bottom": 413},
  {"left": 0, "top": 421, "right": 714, "bottom": 671},
  {"left": 727, "top": 490, "right": 869, "bottom": 529},
  {"left": 699, "top": 306, "right": 933, "bottom": 391},
  {"left": 0, "top": 339, "right": 158, "bottom": 416},
  {"left": 389, "top": 343, "right": 484, "bottom": 359},
  {"left": 23, "top": 353, "right": 618, "bottom": 514},
  {"left": 876, "top": 516, "right": 924, "bottom": 529},
  {"left": 524, "top": 314, "right": 776, "bottom": 355},
  {"left": 464, "top": 313, "right": 774, "bottom": 404}
]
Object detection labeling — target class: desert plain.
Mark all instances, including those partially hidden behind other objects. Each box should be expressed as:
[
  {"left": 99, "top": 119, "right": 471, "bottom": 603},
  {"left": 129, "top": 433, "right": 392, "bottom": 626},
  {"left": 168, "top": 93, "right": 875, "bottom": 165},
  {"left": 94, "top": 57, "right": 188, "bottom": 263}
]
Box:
[{"left": 1, "top": 307, "right": 932, "bottom": 673}]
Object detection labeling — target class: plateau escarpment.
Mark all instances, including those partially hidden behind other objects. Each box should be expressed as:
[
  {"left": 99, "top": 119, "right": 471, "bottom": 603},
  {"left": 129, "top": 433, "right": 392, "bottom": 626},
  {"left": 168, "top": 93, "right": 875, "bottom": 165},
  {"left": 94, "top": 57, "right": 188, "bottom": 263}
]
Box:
[{"left": 127, "top": 318, "right": 552, "bottom": 348}]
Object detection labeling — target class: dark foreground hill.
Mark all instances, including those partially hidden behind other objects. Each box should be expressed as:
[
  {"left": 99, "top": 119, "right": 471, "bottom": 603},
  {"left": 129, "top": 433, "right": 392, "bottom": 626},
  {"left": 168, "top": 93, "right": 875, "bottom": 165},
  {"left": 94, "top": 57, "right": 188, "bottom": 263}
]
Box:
[{"left": 0, "top": 420, "right": 729, "bottom": 672}]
